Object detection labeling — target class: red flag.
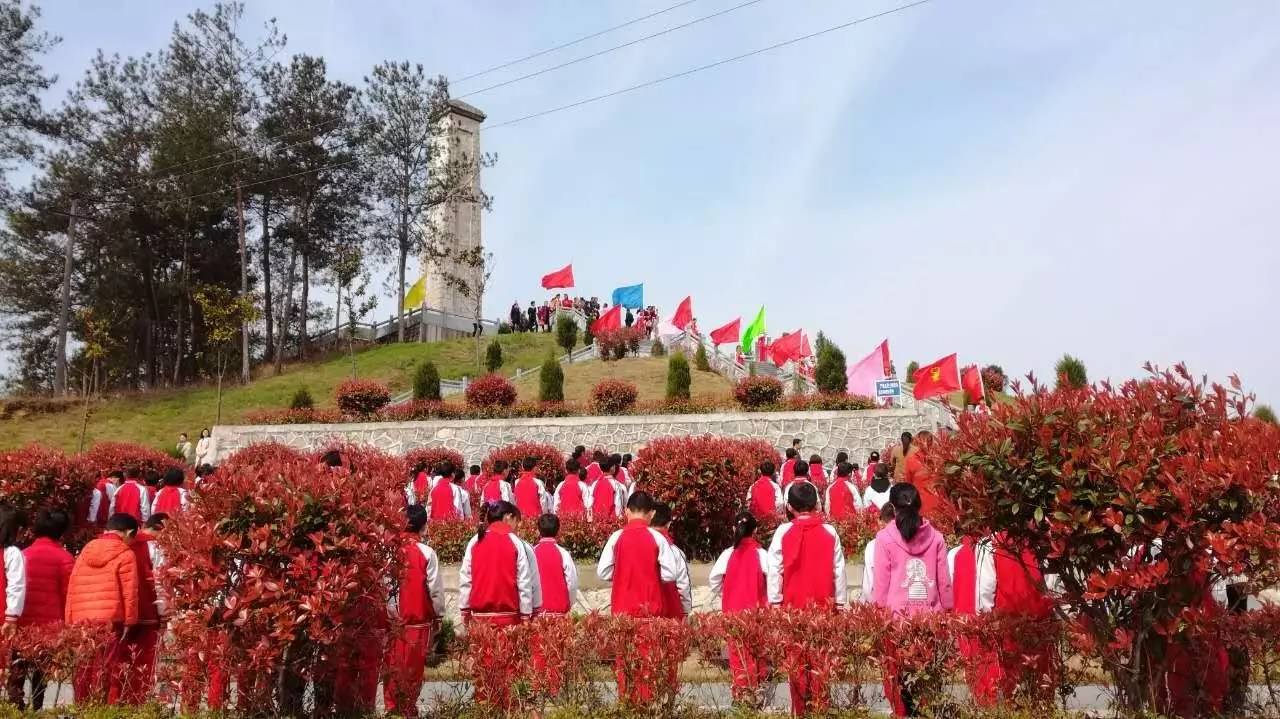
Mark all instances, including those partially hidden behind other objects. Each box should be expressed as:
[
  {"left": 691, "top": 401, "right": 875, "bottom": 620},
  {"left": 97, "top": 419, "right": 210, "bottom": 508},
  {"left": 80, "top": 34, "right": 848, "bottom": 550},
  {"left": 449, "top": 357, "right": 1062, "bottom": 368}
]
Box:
[
  {"left": 800, "top": 332, "right": 813, "bottom": 359},
  {"left": 709, "top": 318, "right": 740, "bottom": 346},
  {"left": 670, "top": 296, "right": 693, "bottom": 330},
  {"left": 880, "top": 339, "right": 893, "bottom": 376},
  {"left": 541, "top": 264, "right": 575, "bottom": 290},
  {"left": 961, "top": 364, "right": 984, "bottom": 405},
  {"left": 913, "top": 353, "right": 962, "bottom": 400},
  {"left": 591, "top": 304, "right": 622, "bottom": 334},
  {"left": 770, "top": 331, "right": 804, "bottom": 366}
]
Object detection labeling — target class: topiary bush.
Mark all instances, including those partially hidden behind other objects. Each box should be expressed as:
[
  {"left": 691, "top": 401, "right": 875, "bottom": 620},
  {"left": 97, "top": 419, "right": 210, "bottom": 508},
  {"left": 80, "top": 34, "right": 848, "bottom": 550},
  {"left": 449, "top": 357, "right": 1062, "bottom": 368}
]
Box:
[
  {"left": 815, "top": 341, "right": 848, "bottom": 394},
  {"left": 733, "top": 376, "right": 785, "bottom": 409},
  {"left": 483, "top": 441, "right": 565, "bottom": 483},
  {"left": 595, "top": 327, "right": 640, "bottom": 361},
  {"left": 650, "top": 339, "right": 666, "bottom": 357},
  {"left": 981, "top": 364, "right": 1006, "bottom": 394},
  {"left": 1054, "top": 353, "right": 1087, "bottom": 389},
  {"left": 906, "top": 361, "right": 919, "bottom": 380},
  {"left": 590, "top": 379, "right": 639, "bottom": 415},
  {"left": 694, "top": 343, "right": 711, "bottom": 372},
  {"left": 633, "top": 435, "right": 782, "bottom": 559},
  {"left": 555, "top": 315, "right": 578, "bottom": 358},
  {"left": 485, "top": 339, "right": 504, "bottom": 373},
  {"left": 335, "top": 378, "right": 392, "bottom": 416},
  {"left": 413, "top": 361, "right": 441, "bottom": 401},
  {"left": 216, "top": 442, "right": 307, "bottom": 475},
  {"left": 539, "top": 356, "right": 564, "bottom": 402},
  {"left": 290, "top": 387, "right": 314, "bottom": 410},
  {"left": 2, "top": 445, "right": 94, "bottom": 535},
  {"left": 81, "top": 441, "right": 186, "bottom": 477},
  {"left": 404, "top": 447, "right": 466, "bottom": 475},
  {"left": 465, "top": 373, "right": 518, "bottom": 408},
  {"left": 667, "top": 352, "right": 691, "bottom": 401}
]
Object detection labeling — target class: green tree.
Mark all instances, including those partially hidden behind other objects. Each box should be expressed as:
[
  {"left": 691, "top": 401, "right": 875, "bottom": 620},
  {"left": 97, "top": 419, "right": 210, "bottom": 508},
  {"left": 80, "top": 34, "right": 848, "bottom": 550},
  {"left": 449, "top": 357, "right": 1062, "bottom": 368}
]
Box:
[
  {"left": 192, "top": 285, "right": 258, "bottom": 423},
  {"left": 694, "top": 343, "right": 711, "bottom": 372},
  {"left": 1055, "top": 353, "right": 1088, "bottom": 389},
  {"left": 485, "top": 339, "right": 503, "bottom": 373},
  {"left": 555, "top": 314, "right": 578, "bottom": 359},
  {"left": 412, "top": 361, "right": 441, "bottom": 401},
  {"left": 1255, "top": 404, "right": 1278, "bottom": 425},
  {"left": 439, "top": 246, "right": 493, "bottom": 371},
  {"left": 0, "top": 0, "right": 58, "bottom": 203},
  {"left": 667, "top": 352, "right": 691, "bottom": 401},
  {"left": 905, "top": 361, "right": 919, "bottom": 380},
  {"left": 814, "top": 336, "right": 848, "bottom": 394},
  {"left": 289, "top": 387, "right": 314, "bottom": 410},
  {"left": 650, "top": 339, "right": 666, "bottom": 357},
  {"left": 539, "top": 354, "right": 564, "bottom": 402}
]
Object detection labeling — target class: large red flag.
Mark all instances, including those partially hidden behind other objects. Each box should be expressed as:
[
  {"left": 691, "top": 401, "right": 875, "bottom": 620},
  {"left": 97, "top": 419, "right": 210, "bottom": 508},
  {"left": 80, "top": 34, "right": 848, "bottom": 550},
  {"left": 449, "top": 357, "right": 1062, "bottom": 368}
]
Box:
[
  {"left": 913, "top": 354, "right": 962, "bottom": 400},
  {"left": 541, "top": 264, "right": 575, "bottom": 290},
  {"left": 670, "top": 296, "right": 693, "bottom": 330},
  {"left": 709, "top": 318, "right": 740, "bottom": 346},
  {"left": 770, "top": 331, "right": 804, "bottom": 366},
  {"left": 961, "top": 364, "right": 984, "bottom": 405},
  {"left": 591, "top": 304, "right": 622, "bottom": 334}
]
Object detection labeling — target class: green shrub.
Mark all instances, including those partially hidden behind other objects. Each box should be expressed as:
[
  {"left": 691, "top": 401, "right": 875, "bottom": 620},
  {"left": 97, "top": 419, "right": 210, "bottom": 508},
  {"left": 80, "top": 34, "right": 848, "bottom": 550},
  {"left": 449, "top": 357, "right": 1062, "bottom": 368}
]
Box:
[
  {"left": 555, "top": 315, "right": 578, "bottom": 358},
  {"left": 1055, "top": 353, "right": 1088, "bottom": 389},
  {"left": 906, "top": 360, "right": 919, "bottom": 380},
  {"left": 1255, "top": 404, "right": 1278, "bottom": 425},
  {"left": 497, "top": 322, "right": 513, "bottom": 334},
  {"left": 485, "top": 339, "right": 504, "bottom": 373},
  {"left": 289, "top": 386, "right": 315, "bottom": 410},
  {"left": 815, "top": 340, "right": 848, "bottom": 394},
  {"left": 540, "top": 355, "right": 564, "bottom": 402},
  {"left": 413, "top": 361, "right": 441, "bottom": 401},
  {"left": 694, "top": 343, "right": 711, "bottom": 372},
  {"left": 583, "top": 325, "right": 594, "bottom": 349},
  {"left": 667, "top": 352, "right": 691, "bottom": 401},
  {"left": 650, "top": 339, "right": 666, "bottom": 357}
]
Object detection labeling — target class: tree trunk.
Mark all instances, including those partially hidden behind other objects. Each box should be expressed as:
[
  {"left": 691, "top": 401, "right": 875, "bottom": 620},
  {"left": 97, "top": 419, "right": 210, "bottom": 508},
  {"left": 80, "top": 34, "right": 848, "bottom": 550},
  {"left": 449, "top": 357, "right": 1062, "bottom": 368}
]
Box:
[
  {"left": 274, "top": 244, "right": 298, "bottom": 376},
  {"left": 334, "top": 280, "right": 342, "bottom": 348},
  {"left": 260, "top": 194, "right": 273, "bottom": 359},
  {"left": 216, "top": 352, "right": 225, "bottom": 424},
  {"left": 396, "top": 211, "right": 409, "bottom": 343},
  {"left": 237, "top": 185, "right": 250, "bottom": 383},
  {"left": 299, "top": 253, "right": 310, "bottom": 359},
  {"left": 53, "top": 200, "right": 77, "bottom": 396},
  {"left": 173, "top": 201, "right": 191, "bottom": 385},
  {"left": 78, "top": 364, "right": 92, "bottom": 452}
]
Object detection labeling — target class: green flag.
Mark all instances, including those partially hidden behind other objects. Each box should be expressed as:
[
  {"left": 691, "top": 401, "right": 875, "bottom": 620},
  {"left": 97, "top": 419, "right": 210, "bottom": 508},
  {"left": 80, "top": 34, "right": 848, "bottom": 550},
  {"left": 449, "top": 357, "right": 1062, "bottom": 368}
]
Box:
[{"left": 740, "top": 305, "right": 766, "bottom": 355}]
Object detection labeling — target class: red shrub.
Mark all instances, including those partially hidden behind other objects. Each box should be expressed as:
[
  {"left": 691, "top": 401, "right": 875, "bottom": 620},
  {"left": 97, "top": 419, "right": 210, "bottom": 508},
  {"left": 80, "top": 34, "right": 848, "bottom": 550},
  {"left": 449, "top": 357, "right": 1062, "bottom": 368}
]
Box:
[
  {"left": 595, "top": 326, "right": 643, "bottom": 361},
  {"left": 379, "top": 400, "right": 464, "bottom": 422},
  {"left": 929, "top": 363, "right": 1280, "bottom": 715},
  {"left": 334, "top": 378, "right": 392, "bottom": 416},
  {"left": 876, "top": 611, "right": 962, "bottom": 714},
  {"left": 734, "top": 376, "right": 784, "bottom": 408},
  {"left": 784, "top": 393, "right": 877, "bottom": 411},
  {"left": 216, "top": 442, "right": 307, "bottom": 475},
  {"left": 981, "top": 365, "right": 1007, "bottom": 394},
  {"left": 404, "top": 447, "right": 466, "bottom": 476},
  {"left": 590, "top": 379, "right": 639, "bottom": 415},
  {"left": 832, "top": 512, "right": 881, "bottom": 558},
  {"left": 484, "top": 442, "right": 565, "bottom": 484},
  {"left": 0, "top": 444, "right": 94, "bottom": 533},
  {"left": 80, "top": 441, "right": 184, "bottom": 476},
  {"left": 633, "top": 436, "right": 781, "bottom": 559},
  {"left": 242, "top": 407, "right": 342, "bottom": 425},
  {"left": 465, "top": 373, "right": 518, "bottom": 408}
]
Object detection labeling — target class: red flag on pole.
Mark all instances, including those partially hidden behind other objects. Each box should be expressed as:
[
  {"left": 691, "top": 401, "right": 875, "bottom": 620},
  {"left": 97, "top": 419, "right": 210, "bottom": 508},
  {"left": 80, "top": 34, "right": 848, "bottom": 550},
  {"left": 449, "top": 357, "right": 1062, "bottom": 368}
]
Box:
[
  {"left": 670, "top": 296, "right": 693, "bottom": 330},
  {"left": 770, "top": 331, "right": 804, "bottom": 366},
  {"left": 913, "top": 354, "right": 962, "bottom": 400},
  {"left": 709, "top": 318, "right": 740, "bottom": 346},
  {"left": 541, "top": 264, "right": 575, "bottom": 290},
  {"left": 961, "top": 364, "right": 984, "bottom": 405},
  {"left": 591, "top": 304, "right": 622, "bottom": 334},
  {"left": 800, "top": 332, "right": 813, "bottom": 359}
]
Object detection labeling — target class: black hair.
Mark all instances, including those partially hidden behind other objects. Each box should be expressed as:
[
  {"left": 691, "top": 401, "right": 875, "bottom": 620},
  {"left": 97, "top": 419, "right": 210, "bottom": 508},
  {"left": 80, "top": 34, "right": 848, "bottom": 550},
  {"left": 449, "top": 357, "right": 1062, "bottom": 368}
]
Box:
[
  {"left": 650, "top": 501, "right": 672, "bottom": 528},
  {"left": 626, "top": 491, "right": 654, "bottom": 513},
  {"left": 900, "top": 432, "right": 914, "bottom": 459},
  {"left": 609, "top": 453, "right": 622, "bottom": 467},
  {"left": 870, "top": 463, "right": 892, "bottom": 493},
  {"left": 732, "top": 511, "right": 757, "bottom": 548},
  {"left": 125, "top": 466, "right": 142, "bottom": 480},
  {"left": 196, "top": 464, "right": 214, "bottom": 478},
  {"left": 469, "top": 465, "right": 482, "bottom": 476},
  {"left": 538, "top": 513, "right": 560, "bottom": 538},
  {"left": 522, "top": 457, "right": 538, "bottom": 472},
  {"left": 785, "top": 448, "right": 798, "bottom": 460},
  {"left": 622, "top": 453, "right": 632, "bottom": 467},
  {"left": 889, "top": 483, "right": 923, "bottom": 541},
  {"left": 453, "top": 468, "right": 466, "bottom": 482},
  {"left": 109, "top": 470, "right": 124, "bottom": 480},
  {"left": 406, "top": 504, "right": 429, "bottom": 533},
  {"left": 760, "top": 461, "right": 775, "bottom": 477},
  {"left": 577, "top": 467, "right": 588, "bottom": 481},
  {"left": 593, "top": 450, "right": 606, "bottom": 463},
  {"left": 0, "top": 504, "right": 26, "bottom": 547},
  {"left": 793, "top": 460, "right": 809, "bottom": 478},
  {"left": 32, "top": 509, "right": 69, "bottom": 540},
  {"left": 600, "top": 457, "right": 616, "bottom": 473},
  {"left": 787, "top": 482, "right": 818, "bottom": 512},
  {"left": 808, "top": 454, "right": 822, "bottom": 465},
  {"left": 320, "top": 450, "right": 343, "bottom": 468},
  {"left": 792, "top": 438, "right": 802, "bottom": 448},
  {"left": 163, "top": 468, "right": 185, "bottom": 487},
  {"left": 869, "top": 451, "right": 880, "bottom": 463},
  {"left": 436, "top": 461, "right": 455, "bottom": 477},
  {"left": 879, "top": 502, "right": 896, "bottom": 522},
  {"left": 835, "top": 462, "right": 854, "bottom": 478},
  {"left": 477, "top": 501, "right": 520, "bottom": 541},
  {"left": 412, "top": 461, "right": 427, "bottom": 476},
  {"left": 565, "top": 457, "right": 580, "bottom": 473},
  {"left": 835, "top": 451, "right": 849, "bottom": 465},
  {"left": 145, "top": 513, "right": 169, "bottom": 530},
  {"left": 144, "top": 470, "right": 161, "bottom": 487},
  {"left": 106, "top": 513, "right": 140, "bottom": 533},
  {"left": 493, "top": 459, "right": 509, "bottom": 473},
  {"left": 572, "top": 445, "right": 586, "bottom": 459}
]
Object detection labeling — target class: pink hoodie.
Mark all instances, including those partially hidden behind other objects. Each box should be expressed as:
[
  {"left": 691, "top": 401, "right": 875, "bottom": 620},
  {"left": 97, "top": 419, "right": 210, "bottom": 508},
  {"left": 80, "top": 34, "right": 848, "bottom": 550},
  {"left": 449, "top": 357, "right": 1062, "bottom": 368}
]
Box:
[{"left": 870, "top": 519, "right": 953, "bottom": 615}]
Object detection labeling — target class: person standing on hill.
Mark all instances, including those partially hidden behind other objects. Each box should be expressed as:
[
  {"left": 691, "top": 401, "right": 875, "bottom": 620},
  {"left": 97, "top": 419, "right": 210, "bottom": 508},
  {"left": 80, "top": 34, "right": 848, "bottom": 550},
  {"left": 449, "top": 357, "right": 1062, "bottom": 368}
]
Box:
[
  {"left": 509, "top": 302, "right": 522, "bottom": 331},
  {"left": 194, "top": 429, "right": 213, "bottom": 467},
  {"left": 175, "top": 433, "right": 194, "bottom": 465}
]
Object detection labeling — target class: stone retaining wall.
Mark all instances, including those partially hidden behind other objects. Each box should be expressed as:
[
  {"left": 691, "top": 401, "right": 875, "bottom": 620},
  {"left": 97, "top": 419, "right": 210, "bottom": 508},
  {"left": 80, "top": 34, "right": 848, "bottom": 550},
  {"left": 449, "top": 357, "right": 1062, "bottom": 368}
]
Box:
[{"left": 210, "top": 404, "right": 954, "bottom": 464}]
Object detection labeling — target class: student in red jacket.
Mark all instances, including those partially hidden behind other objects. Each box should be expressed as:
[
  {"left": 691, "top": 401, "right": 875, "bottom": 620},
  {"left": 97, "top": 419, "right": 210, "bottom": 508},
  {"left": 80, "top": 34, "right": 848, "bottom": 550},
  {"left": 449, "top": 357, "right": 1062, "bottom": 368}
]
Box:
[
  {"left": 428, "top": 464, "right": 467, "bottom": 520},
  {"left": 747, "top": 461, "right": 783, "bottom": 519},
  {"left": 151, "top": 468, "right": 188, "bottom": 515},
  {"left": 67, "top": 513, "right": 141, "bottom": 705},
  {"left": 110, "top": 467, "right": 150, "bottom": 523},
  {"left": 531, "top": 514, "right": 581, "bottom": 696},
  {"left": 10, "top": 509, "right": 70, "bottom": 710},
  {"left": 649, "top": 502, "right": 692, "bottom": 618},
  {"left": 143, "top": 470, "right": 161, "bottom": 506},
  {"left": 480, "top": 460, "right": 514, "bottom": 504},
  {"left": 590, "top": 458, "right": 627, "bottom": 522},
  {"left": 553, "top": 460, "right": 589, "bottom": 518},
  {"left": 766, "top": 483, "right": 847, "bottom": 715},
  {"left": 709, "top": 512, "right": 770, "bottom": 705},
  {"left": 824, "top": 462, "right": 862, "bottom": 520},
  {"left": 585, "top": 450, "right": 606, "bottom": 485},
  {"left": 782, "top": 460, "right": 818, "bottom": 508},
  {"left": 807, "top": 454, "right": 828, "bottom": 495},
  {"left": 513, "top": 457, "right": 548, "bottom": 518},
  {"left": 404, "top": 461, "right": 431, "bottom": 506},
  {"left": 384, "top": 505, "right": 444, "bottom": 718},
  {"left": 780, "top": 448, "right": 799, "bottom": 486},
  {"left": 116, "top": 513, "right": 166, "bottom": 706},
  {"left": 90, "top": 470, "right": 122, "bottom": 527}
]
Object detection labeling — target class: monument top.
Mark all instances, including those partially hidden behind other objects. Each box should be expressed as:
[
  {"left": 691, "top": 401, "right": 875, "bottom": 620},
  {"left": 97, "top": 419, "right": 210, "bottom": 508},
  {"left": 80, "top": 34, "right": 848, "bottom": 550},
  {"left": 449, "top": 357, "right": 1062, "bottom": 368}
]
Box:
[{"left": 448, "top": 98, "right": 486, "bottom": 123}]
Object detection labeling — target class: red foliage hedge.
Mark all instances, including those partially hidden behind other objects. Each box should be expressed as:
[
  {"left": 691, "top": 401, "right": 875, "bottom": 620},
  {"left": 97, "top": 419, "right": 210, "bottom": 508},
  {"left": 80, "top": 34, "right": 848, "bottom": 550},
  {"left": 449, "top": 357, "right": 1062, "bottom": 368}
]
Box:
[
  {"left": 0, "top": 445, "right": 94, "bottom": 529},
  {"left": 734, "top": 375, "right": 784, "bottom": 408},
  {"left": 594, "top": 326, "right": 643, "bottom": 361},
  {"left": 404, "top": 447, "right": 466, "bottom": 475},
  {"left": 483, "top": 442, "right": 566, "bottom": 484},
  {"left": 334, "top": 378, "right": 392, "bottom": 416},
  {"left": 465, "top": 373, "right": 518, "bottom": 408},
  {"left": 80, "top": 441, "right": 185, "bottom": 476},
  {"left": 784, "top": 393, "right": 877, "bottom": 411},
  {"left": 633, "top": 436, "right": 781, "bottom": 560},
  {"left": 243, "top": 407, "right": 342, "bottom": 425},
  {"left": 213, "top": 441, "right": 306, "bottom": 477},
  {"left": 590, "top": 379, "right": 639, "bottom": 415}
]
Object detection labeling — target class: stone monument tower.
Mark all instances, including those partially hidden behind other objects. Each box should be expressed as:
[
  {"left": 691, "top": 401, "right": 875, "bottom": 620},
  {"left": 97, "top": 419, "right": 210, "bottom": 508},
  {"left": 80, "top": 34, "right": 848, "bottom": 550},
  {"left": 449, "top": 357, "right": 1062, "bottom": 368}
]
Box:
[{"left": 419, "top": 98, "right": 486, "bottom": 341}]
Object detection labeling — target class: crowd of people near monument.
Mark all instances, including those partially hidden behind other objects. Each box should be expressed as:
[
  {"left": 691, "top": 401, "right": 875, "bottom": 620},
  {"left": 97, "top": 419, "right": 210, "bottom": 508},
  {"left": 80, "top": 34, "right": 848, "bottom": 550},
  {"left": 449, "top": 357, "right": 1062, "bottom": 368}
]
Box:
[
  {"left": 0, "top": 431, "right": 1241, "bottom": 717},
  {"left": 506, "top": 296, "right": 661, "bottom": 340}
]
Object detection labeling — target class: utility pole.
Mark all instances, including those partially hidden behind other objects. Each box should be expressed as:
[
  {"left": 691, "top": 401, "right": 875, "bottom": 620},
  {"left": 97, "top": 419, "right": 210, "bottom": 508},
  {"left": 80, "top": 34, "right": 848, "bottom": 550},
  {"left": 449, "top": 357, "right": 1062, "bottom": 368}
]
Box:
[{"left": 53, "top": 199, "right": 78, "bottom": 396}]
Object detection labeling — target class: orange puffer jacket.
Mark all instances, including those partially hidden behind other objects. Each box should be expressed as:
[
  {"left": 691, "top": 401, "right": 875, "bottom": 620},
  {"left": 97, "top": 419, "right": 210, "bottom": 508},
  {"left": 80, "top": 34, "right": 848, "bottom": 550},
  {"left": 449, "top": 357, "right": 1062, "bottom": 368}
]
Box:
[{"left": 65, "top": 533, "right": 139, "bottom": 626}]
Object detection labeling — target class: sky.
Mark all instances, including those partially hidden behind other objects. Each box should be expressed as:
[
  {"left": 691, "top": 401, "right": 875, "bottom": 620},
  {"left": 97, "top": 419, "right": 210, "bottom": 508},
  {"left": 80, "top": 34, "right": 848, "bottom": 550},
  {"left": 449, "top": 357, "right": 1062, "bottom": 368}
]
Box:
[{"left": 23, "top": 0, "right": 1280, "bottom": 404}]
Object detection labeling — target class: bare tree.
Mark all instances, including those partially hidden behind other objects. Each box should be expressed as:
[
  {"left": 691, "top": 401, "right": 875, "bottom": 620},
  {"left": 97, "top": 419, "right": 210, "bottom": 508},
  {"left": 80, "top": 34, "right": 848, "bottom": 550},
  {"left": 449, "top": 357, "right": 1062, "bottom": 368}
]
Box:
[{"left": 441, "top": 246, "right": 492, "bottom": 370}]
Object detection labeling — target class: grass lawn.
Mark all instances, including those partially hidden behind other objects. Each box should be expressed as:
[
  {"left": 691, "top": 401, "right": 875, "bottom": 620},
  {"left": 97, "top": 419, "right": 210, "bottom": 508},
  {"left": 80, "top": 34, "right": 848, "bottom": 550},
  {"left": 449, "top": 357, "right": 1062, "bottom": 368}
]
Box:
[
  {"left": 1, "top": 333, "right": 558, "bottom": 452},
  {"left": 512, "top": 356, "right": 735, "bottom": 403}
]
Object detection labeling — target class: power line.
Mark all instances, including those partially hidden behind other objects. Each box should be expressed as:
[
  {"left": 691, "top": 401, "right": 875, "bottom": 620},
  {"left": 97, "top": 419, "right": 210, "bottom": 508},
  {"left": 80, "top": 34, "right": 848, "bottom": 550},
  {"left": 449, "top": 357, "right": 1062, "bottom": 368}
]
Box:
[
  {"left": 456, "top": 0, "right": 764, "bottom": 100},
  {"left": 452, "top": 0, "right": 706, "bottom": 84},
  {"left": 486, "top": 0, "right": 936, "bottom": 131}
]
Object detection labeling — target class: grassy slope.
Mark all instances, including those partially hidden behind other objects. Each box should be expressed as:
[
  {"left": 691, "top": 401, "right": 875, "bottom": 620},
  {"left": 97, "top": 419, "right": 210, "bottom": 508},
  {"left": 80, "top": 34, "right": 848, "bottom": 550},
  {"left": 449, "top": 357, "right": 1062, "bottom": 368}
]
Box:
[
  {"left": 1, "top": 333, "right": 558, "bottom": 451},
  {"left": 512, "top": 356, "right": 735, "bottom": 403}
]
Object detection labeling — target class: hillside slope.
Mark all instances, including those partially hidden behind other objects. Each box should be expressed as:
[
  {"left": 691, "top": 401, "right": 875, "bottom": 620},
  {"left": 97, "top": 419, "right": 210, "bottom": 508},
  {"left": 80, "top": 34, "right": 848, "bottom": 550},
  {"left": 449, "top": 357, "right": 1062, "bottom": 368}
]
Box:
[
  {"left": 1, "top": 333, "right": 558, "bottom": 451},
  {"left": 512, "top": 356, "right": 735, "bottom": 404}
]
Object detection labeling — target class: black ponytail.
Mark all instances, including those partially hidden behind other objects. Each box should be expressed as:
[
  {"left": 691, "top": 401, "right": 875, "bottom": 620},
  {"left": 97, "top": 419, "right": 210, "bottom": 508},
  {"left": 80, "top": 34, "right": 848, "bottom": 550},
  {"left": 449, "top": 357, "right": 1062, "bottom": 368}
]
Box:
[
  {"left": 731, "top": 511, "right": 757, "bottom": 548},
  {"left": 900, "top": 431, "right": 913, "bottom": 459},
  {"left": 889, "top": 483, "right": 923, "bottom": 541},
  {"left": 476, "top": 500, "right": 520, "bottom": 542}
]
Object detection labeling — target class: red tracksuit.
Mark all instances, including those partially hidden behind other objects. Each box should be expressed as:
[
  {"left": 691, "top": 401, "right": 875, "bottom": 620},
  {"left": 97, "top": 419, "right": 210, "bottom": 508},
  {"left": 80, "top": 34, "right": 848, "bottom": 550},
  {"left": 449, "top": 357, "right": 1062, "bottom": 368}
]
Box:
[
  {"left": 808, "top": 462, "right": 828, "bottom": 495},
  {"left": 384, "top": 535, "right": 443, "bottom": 718},
  {"left": 824, "top": 477, "right": 860, "bottom": 520},
  {"left": 406, "top": 471, "right": 430, "bottom": 505},
  {"left": 13, "top": 540, "right": 63, "bottom": 708},
  {"left": 532, "top": 539, "right": 576, "bottom": 695},
  {"left": 767, "top": 513, "right": 847, "bottom": 716},
  {"left": 554, "top": 476, "right": 588, "bottom": 518},
  {"left": 656, "top": 529, "right": 690, "bottom": 619},
  {"left": 460, "top": 523, "right": 537, "bottom": 709},
  {"left": 111, "top": 480, "right": 148, "bottom": 522},
  {"left": 513, "top": 472, "right": 544, "bottom": 518},
  {"left": 709, "top": 537, "right": 769, "bottom": 703},
  {"left": 781, "top": 458, "right": 797, "bottom": 486},
  {"left": 94, "top": 479, "right": 115, "bottom": 526},
  {"left": 591, "top": 476, "right": 622, "bottom": 522},
  {"left": 428, "top": 477, "right": 460, "bottom": 521},
  {"left": 747, "top": 476, "right": 782, "bottom": 519},
  {"left": 481, "top": 476, "right": 510, "bottom": 504},
  {"left": 151, "top": 486, "right": 186, "bottom": 514}
]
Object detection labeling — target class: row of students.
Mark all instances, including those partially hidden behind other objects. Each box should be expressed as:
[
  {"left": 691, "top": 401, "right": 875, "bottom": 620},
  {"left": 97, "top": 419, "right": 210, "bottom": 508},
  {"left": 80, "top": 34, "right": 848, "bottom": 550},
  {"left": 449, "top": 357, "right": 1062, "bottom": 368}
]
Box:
[
  {"left": 748, "top": 458, "right": 895, "bottom": 520},
  {"left": 85, "top": 467, "right": 190, "bottom": 526}
]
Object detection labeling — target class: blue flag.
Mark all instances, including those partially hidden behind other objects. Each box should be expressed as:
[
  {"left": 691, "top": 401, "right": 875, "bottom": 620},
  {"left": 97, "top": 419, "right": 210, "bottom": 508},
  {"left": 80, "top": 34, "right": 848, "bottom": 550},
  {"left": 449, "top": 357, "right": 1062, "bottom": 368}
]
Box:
[{"left": 611, "top": 283, "right": 644, "bottom": 309}]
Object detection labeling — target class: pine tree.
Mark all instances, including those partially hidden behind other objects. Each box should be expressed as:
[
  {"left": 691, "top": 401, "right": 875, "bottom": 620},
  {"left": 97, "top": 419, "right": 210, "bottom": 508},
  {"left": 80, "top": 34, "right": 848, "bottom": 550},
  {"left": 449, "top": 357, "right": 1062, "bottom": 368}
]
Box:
[
  {"left": 485, "top": 339, "right": 503, "bottom": 373},
  {"left": 815, "top": 338, "right": 848, "bottom": 394},
  {"left": 539, "top": 355, "right": 564, "bottom": 402},
  {"left": 667, "top": 352, "right": 691, "bottom": 401},
  {"left": 1055, "top": 354, "right": 1088, "bottom": 389},
  {"left": 413, "top": 361, "right": 441, "bottom": 401}
]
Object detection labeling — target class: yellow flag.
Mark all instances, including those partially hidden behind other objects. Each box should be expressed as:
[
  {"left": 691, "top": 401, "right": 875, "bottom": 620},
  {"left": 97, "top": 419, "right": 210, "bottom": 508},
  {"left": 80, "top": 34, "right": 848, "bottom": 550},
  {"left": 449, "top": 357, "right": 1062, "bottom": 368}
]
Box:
[{"left": 403, "top": 275, "right": 426, "bottom": 311}]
